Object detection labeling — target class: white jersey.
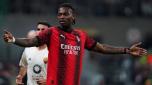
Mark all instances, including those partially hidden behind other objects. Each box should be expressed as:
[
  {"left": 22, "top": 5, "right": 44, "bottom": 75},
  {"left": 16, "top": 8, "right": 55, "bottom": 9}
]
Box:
[{"left": 19, "top": 47, "right": 48, "bottom": 85}]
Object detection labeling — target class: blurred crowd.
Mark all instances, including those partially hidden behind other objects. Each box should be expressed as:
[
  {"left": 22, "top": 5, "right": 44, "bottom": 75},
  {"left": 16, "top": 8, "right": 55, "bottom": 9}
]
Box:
[
  {"left": 0, "top": 0, "right": 151, "bottom": 17},
  {"left": 0, "top": 62, "right": 18, "bottom": 85},
  {"left": 80, "top": 28, "right": 152, "bottom": 85}
]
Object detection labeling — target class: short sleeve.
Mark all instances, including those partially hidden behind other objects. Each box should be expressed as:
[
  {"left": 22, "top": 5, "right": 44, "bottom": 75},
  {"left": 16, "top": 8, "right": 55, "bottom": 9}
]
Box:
[
  {"left": 85, "top": 34, "right": 97, "bottom": 50},
  {"left": 37, "top": 28, "right": 51, "bottom": 46},
  {"left": 19, "top": 50, "right": 28, "bottom": 67}
]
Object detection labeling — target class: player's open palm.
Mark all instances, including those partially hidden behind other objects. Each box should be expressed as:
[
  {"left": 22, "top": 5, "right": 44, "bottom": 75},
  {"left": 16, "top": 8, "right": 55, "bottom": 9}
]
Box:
[
  {"left": 3, "top": 30, "right": 15, "bottom": 43},
  {"left": 129, "top": 42, "right": 147, "bottom": 57}
]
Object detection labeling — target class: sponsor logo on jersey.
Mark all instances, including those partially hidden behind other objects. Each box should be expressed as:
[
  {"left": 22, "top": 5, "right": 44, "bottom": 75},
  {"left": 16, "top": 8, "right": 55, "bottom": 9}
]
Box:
[{"left": 60, "top": 44, "right": 80, "bottom": 55}]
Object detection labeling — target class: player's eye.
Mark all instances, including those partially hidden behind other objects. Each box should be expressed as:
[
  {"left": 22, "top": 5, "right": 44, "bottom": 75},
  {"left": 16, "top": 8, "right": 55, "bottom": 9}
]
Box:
[
  {"left": 57, "top": 13, "right": 62, "bottom": 16},
  {"left": 41, "top": 29, "right": 45, "bottom": 30}
]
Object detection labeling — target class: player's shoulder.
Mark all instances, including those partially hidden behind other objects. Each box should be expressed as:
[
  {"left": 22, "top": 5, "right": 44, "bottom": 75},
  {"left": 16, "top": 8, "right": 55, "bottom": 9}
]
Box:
[
  {"left": 49, "top": 26, "right": 61, "bottom": 33},
  {"left": 22, "top": 47, "right": 36, "bottom": 56},
  {"left": 49, "top": 26, "right": 59, "bottom": 30},
  {"left": 74, "top": 28, "right": 87, "bottom": 35}
]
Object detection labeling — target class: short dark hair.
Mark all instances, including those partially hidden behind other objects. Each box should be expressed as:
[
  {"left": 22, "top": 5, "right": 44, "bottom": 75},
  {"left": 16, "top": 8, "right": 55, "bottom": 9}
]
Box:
[
  {"left": 37, "top": 22, "right": 51, "bottom": 27},
  {"left": 59, "top": 3, "right": 75, "bottom": 14}
]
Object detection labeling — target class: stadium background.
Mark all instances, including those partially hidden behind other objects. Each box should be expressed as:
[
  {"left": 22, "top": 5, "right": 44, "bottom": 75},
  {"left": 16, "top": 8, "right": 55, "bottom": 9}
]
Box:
[{"left": 0, "top": 0, "right": 152, "bottom": 85}]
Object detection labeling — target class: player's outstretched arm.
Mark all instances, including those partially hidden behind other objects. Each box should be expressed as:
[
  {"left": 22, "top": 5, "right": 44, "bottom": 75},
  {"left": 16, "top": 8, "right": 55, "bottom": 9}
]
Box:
[
  {"left": 3, "top": 30, "right": 39, "bottom": 47},
  {"left": 14, "top": 37, "right": 38, "bottom": 47},
  {"left": 92, "top": 42, "right": 147, "bottom": 56}
]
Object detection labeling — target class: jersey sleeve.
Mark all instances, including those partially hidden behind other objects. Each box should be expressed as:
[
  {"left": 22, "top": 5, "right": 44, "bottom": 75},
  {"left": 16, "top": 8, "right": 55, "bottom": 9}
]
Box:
[
  {"left": 19, "top": 50, "right": 28, "bottom": 67},
  {"left": 36, "top": 28, "right": 52, "bottom": 46},
  {"left": 85, "top": 34, "right": 97, "bottom": 50}
]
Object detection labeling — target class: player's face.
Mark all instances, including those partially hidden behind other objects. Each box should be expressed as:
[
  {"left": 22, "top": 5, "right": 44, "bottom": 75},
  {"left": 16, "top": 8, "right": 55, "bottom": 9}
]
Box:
[
  {"left": 27, "top": 31, "right": 36, "bottom": 38},
  {"left": 36, "top": 24, "right": 49, "bottom": 34},
  {"left": 57, "top": 7, "right": 74, "bottom": 27}
]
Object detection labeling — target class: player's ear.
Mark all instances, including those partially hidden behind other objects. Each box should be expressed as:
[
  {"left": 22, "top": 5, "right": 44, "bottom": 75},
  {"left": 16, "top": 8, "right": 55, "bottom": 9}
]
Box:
[
  {"left": 72, "top": 17, "right": 75, "bottom": 21},
  {"left": 72, "top": 17, "right": 75, "bottom": 25}
]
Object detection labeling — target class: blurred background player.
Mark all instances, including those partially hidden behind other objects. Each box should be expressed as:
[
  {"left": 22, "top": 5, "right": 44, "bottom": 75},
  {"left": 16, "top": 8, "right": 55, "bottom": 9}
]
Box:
[{"left": 16, "top": 22, "right": 50, "bottom": 85}]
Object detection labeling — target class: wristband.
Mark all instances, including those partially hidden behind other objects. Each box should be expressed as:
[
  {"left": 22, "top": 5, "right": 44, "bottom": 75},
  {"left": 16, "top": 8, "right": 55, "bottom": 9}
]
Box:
[{"left": 124, "top": 48, "right": 130, "bottom": 54}]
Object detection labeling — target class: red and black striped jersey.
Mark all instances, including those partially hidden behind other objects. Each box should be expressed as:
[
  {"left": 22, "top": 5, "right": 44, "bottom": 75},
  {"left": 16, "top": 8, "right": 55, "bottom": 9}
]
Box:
[{"left": 37, "top": 26, "right": 96, "bottom": 85}]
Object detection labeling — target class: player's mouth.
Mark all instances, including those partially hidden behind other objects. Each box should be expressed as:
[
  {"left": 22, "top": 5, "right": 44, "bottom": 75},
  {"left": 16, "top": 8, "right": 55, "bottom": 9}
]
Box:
[{"left": 59, "top": 20, "right": 66, "bottom": 24}]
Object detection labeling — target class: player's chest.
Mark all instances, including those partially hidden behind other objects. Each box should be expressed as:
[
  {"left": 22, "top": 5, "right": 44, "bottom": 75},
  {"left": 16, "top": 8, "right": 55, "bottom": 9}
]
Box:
[
  {"left": 50, "top": 30, "right": 85, "bottom": 55},
  {"left": 51, "top": 30, "right": 83, "bottom": 44},
  {"left": 26, "top": 52, "right": 47, "bottom": 64}
]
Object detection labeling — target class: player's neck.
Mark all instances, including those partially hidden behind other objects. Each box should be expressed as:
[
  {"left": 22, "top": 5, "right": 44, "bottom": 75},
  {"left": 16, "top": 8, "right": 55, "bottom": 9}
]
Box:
[
  {"left": 60, "top": 25, "right": 73, "bottom": 33},
  {"left": 37, "top": 44, "right": 47, "bottom": 50}
]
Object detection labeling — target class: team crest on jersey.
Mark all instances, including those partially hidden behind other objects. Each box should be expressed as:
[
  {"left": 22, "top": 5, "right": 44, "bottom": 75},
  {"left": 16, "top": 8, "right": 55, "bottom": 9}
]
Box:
[{"left": 33, "top": 64, "right": 42, "bottom": 74}]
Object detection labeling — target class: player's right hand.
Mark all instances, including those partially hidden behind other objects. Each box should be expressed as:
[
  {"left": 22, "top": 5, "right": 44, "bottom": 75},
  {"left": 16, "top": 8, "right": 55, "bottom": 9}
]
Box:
[
  {"left": 3, "top": 30, "right": 15, "bottom": 43},
  {"left": 16, "top": 75, "right": 24, "bottom": 85},
  {"left": 36, "top": 78, "right": 46, "bottom": 85},
  {"left": 43, "top": 57, "right": 48, "bottom": 64}
]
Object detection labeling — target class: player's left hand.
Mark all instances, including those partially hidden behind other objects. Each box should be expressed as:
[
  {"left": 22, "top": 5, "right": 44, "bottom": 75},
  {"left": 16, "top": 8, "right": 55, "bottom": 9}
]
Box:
[
  {"left": 36, "top": 78, "right": 46, "bottom": 85},
  {"left": 128, "top": 42, "right": 147, "bottom": 57}
]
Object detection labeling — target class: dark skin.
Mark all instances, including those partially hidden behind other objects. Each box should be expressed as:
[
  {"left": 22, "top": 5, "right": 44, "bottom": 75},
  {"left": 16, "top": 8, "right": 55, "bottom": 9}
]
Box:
[
  {"left": 3, "top": 7, "right": 147, "bottom": 56},
  {"left": 57, "top": 7, "right": 74, "bottom": 32}
]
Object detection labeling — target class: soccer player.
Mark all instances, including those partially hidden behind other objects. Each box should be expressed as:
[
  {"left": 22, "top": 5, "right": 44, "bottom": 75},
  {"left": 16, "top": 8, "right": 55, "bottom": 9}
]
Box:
[
  {"left": 3, "top": 3, "right": 147, "bottom": 85},
  {"left": 16, "top": 22, "right": 50, "bottom": 85}
]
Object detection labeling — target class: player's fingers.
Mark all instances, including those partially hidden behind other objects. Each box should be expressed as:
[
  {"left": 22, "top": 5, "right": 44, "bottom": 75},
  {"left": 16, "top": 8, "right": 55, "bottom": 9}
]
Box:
[
  {"left": 3, "top": 37, "right": 8, "bottom": 41},
  {"left": 37, "top": 80, "right": 45, "bottom": 85},
  {"left": 3, "top": 35, "right": 10, "bottom": 41},
  {"left": 3, "top": 29, "right": 11, "bottom": 34},
  {"left": 17, "top": 83, "right": 24, "bottom": 85},
  {"left": 3, "top": 34, "right": 9, "bottom": 38},
  {"left": 141, "top": 50, "right": 148, "bottom": 55},
  {"left": 36, "top": 79, "right": 41, "bottom": 84},
  {"left": 137, "top": 48, "right": 147, "bottom": 55},
  {"left": 135, "top": 48, "right": 147, "bottom": 56},
  {"left": 137, "top": 48, "right": 147, "bottom": 54},
  {"left": 131, "top": 42, "right": 142, "bottom": 48},
  {"left": 142, "top": 49, "right": 147, "bottom": 53},
  {"left": 16, "top": 82, "right": 24, "bottom": 85}
]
